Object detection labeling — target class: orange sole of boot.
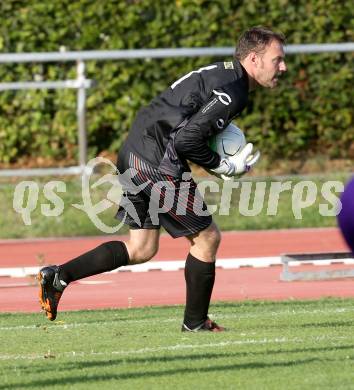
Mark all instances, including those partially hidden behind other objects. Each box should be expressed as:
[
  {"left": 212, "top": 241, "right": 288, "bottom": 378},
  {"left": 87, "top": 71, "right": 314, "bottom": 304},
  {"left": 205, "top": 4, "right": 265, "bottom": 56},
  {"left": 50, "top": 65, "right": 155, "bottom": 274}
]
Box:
[{"left": 37, "top": 272, "right": 55, "bottom": 321}]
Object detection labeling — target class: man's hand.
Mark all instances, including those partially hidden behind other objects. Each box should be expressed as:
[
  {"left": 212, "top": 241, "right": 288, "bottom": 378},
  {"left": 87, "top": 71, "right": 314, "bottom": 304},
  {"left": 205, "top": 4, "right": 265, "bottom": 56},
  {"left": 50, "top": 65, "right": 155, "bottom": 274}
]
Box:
[{"left": 210, "top": 143, "right": 260, "bottom": 180}]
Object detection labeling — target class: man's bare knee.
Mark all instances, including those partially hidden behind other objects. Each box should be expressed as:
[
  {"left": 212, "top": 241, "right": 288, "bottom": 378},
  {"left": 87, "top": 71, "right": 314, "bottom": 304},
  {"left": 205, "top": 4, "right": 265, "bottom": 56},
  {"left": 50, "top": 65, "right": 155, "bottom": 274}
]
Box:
[
  {"left": 126, "top": 242, "right": 159, "bottom": 264},
  {"left": 187, "top": 222, "right": 221, "bottom": 262},
  {"left": 125, "top": 229, "right": 160, "bottom": 265},
  {"left": 208, "top": 226, "right": 221, "bottom": 248}
]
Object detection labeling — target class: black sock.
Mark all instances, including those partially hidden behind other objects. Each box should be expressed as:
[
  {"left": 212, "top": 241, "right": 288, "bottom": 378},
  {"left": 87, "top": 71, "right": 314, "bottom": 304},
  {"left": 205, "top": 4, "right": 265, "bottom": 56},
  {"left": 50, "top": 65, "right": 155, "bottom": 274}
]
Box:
[
  {"left": 58, "top": 241, "right": 129, "bottom": 284},
  {"left": 183, "top": 253, "right": 216, "bottom": 330}
]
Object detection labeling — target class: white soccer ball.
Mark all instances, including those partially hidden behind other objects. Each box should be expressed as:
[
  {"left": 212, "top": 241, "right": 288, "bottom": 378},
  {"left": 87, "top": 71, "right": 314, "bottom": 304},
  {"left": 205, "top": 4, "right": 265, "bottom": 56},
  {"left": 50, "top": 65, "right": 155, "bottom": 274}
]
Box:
[{"left": 209, "top": 123, "right": 247, "bottom": 159}]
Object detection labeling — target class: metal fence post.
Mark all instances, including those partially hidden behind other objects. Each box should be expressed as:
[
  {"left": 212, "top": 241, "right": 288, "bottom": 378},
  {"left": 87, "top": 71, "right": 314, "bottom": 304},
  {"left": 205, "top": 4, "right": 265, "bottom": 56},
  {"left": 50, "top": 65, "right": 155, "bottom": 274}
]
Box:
[{"left": 77, "top": 60, "right": 87, "bottom": 169}]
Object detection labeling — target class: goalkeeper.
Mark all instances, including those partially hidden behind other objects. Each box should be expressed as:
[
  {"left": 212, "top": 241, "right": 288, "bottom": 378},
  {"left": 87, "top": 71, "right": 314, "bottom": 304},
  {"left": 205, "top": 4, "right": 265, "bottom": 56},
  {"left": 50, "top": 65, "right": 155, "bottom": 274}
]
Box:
[{"left": 38, "top": 26, "right": 287, "bottom": 332}]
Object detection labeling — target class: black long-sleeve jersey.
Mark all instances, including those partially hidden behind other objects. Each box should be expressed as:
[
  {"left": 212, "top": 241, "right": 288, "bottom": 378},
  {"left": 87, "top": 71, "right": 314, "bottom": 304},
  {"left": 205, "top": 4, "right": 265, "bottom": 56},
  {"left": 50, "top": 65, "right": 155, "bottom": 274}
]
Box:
[{"left": 118, "top": 59, "right": 249, "bottom": 177}]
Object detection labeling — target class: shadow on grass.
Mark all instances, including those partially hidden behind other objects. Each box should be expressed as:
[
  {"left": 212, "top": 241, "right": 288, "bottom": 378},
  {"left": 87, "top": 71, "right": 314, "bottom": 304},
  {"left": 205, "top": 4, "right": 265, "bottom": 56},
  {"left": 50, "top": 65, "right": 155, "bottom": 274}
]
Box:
[
  {"left": 0, "top": 358, "right": 323, "bottom": 389},
  {"left": 3, "top": 344, "right": 354, "bottom": 388},
  {"left": 245, "top": 319, "right": 354, "bottom": 332},
  {"left": 299, "top": 320, "right": 354, "bottom": 329}
]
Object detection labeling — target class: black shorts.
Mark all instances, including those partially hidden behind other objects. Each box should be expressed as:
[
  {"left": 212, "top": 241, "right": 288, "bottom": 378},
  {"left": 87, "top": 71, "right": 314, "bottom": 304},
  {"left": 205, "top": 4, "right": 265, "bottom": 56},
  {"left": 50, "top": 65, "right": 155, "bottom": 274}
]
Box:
[{"left": 115, "top": 153, "right": 212, "bottom": 238}]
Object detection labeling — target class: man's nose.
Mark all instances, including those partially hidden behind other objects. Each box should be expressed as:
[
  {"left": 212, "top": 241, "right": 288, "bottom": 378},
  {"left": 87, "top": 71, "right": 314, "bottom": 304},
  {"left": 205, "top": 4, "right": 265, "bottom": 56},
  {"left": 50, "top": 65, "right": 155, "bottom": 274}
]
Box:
[{"left": 279, "top": 61, "right": 287, "bottom": 72}]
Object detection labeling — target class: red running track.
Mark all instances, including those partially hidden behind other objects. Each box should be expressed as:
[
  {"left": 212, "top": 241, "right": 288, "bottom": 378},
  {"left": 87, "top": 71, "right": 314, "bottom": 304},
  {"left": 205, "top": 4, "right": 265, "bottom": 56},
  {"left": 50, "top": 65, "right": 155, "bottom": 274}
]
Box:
[
  {"left": 0, "top": 227, "right": 349, "bottom": 266},
  {"left": 0, "top": 227, "right": 353, "bottom": 314}
]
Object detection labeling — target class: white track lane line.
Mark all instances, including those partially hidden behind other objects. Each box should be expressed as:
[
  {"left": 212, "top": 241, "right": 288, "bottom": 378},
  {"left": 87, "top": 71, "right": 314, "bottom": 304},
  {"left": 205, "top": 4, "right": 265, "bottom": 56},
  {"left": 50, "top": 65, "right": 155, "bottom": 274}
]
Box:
[{"left": 1, "top": 256, "right": 354, "bottom": 277}]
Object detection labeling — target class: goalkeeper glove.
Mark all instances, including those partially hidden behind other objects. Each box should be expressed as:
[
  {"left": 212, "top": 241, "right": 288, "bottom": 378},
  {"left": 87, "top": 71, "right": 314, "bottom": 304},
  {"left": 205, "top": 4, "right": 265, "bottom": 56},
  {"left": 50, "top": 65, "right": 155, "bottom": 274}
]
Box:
[{"left": 211, "top": 143, "right": 260, "bottom": 180}]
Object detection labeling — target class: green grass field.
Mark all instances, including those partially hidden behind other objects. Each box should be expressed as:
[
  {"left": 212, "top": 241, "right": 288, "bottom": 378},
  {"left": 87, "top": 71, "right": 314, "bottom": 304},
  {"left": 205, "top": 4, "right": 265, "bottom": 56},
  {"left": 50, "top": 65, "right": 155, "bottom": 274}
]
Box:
[{"left": 1, "top": 299, "right": 354, "bottom": 389}]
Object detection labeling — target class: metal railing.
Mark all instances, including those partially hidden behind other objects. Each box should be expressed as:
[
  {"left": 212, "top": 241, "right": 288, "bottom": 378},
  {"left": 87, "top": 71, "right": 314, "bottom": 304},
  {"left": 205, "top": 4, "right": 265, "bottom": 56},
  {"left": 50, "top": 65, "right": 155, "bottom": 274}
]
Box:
[
  {"left": 0, "top": 60, "right": 92, "bottom": 177},
  {"left": 0, "top": 42, "right": 353, "bottom": 177}
]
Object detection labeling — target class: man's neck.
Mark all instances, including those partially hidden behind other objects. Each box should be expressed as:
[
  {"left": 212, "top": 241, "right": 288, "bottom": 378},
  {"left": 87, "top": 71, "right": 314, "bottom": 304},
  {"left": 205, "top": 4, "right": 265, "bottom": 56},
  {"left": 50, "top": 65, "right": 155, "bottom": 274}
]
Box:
[{"left": 240, "top": 60, "right": 258, "bottom": 91}]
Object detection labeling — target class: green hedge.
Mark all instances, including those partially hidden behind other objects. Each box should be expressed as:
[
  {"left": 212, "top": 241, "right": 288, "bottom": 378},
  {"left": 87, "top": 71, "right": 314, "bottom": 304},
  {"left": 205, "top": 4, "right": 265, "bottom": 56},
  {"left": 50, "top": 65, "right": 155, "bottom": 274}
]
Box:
[{"left": 0, "top": 0, "right": 353, "bottom": 164}]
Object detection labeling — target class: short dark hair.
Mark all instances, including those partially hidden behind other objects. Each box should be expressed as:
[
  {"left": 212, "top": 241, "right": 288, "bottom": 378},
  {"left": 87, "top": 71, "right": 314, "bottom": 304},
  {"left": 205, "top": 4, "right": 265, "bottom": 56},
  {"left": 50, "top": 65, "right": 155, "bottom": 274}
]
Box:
[{"left": 235, "top": 26, "right": 286, "bottom": 61}]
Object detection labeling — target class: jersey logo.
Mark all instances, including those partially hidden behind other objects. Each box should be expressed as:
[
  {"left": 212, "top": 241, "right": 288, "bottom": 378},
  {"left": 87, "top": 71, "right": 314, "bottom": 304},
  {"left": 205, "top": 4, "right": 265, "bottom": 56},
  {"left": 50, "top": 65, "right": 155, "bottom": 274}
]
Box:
[
  {"left": 213, "top": 90, "right": 232, "bottom": 106},
  {"left": 201, "top": 98, "right": 218, "bottom": 114},
  {"left": 224, "top": 61, "right": 234, "bottom": 69},
  {"left": 216, "top": 118, "right": 225, "bottom": 129}
]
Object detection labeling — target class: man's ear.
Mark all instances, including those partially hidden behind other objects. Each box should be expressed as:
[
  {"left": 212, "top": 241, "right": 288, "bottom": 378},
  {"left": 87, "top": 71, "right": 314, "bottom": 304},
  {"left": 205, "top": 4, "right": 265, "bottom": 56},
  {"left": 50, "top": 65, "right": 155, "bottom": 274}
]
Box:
[{"left": 249, "top": 51, "right": 259, "bottom": 67}]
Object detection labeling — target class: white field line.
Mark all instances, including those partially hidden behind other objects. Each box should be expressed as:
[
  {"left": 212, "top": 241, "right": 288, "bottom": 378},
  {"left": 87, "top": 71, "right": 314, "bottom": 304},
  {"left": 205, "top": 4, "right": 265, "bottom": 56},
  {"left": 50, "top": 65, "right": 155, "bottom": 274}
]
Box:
[
  {"left": 2, "top": 256, "right": 354, "bottom": 277},
  {"left": 0, "top": 335, "right": 351, "bottom": 361},
  {"left": 2, "top": 305, "right": 354, "bottom": 331}
]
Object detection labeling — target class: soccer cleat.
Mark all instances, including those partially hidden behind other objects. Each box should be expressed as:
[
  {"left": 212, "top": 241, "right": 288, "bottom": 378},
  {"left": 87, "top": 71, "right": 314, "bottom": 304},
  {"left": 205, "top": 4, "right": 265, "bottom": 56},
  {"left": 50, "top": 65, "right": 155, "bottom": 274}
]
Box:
[
  {"left": 181, "top": 318, "right": 225, "bottom": 332},
  {"left": 37, "top": 265, "right": 66, "bottom": 321}
]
